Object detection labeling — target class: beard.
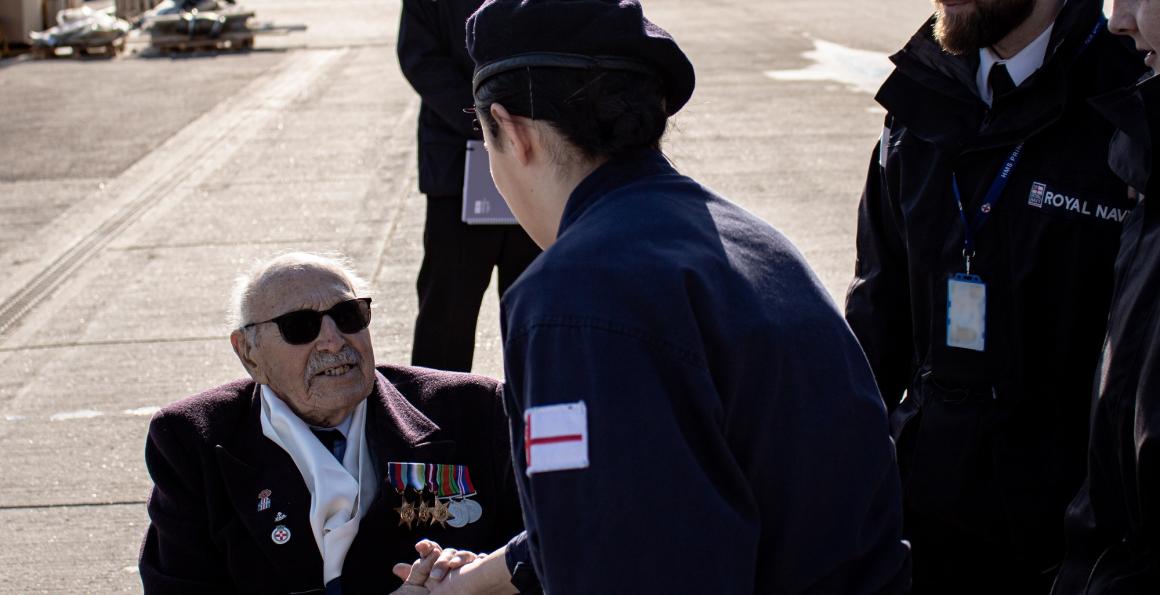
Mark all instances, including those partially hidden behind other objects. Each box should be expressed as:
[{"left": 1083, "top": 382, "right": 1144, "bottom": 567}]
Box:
[{"left": 932, "top": 0, "right": 1037, "bottom": 55}]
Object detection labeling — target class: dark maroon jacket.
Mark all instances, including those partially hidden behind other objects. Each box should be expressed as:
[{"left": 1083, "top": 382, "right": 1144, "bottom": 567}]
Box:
[{"left": 139, "top": 365, "right": 522, "bottom": 594}]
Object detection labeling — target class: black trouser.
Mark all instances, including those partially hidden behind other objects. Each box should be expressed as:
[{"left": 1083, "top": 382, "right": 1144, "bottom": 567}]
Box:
[
  {"left": 412, "top": 195, "right": 540, "bottom": 372},
  {"left": 906, "top": 508, "right": 1057, "bottom": 595},
  {"left": 897, "top": 376, "right": 1061, "bottom": 595}
]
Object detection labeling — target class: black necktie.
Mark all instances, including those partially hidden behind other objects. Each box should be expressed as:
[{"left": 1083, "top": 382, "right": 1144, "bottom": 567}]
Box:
[
  {"left": 989, "top": 62, "right": 1017, "bottom": 101},
  {"left": 312, "top": 428, "right": 347, "bottom": 462}
]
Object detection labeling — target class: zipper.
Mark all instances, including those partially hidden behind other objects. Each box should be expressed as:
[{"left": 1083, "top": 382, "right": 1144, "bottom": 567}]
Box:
[{"left": 1081, "top": 543, "right": 1115, "bottom": 595}]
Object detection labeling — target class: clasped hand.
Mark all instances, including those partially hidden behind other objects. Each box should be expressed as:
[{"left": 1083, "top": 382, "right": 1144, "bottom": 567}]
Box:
[{"left": 389, "top": 539, "right": 482, "bottom": 595}]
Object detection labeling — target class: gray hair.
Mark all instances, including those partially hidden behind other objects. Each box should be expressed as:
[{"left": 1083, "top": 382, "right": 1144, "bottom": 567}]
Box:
[{"left": 228, "top": 252, "right": 371, "bottom": 332}]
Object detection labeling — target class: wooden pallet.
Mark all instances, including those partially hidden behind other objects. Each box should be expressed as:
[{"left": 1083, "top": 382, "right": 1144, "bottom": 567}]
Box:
[
  {"left": 33, "top": 37, "right": 126, "bottom": 59},
  {"left": 149, "top": 30, "right": 254, "bottom": 54},
  {"left": 0, "top": 44, "right": 31, "bottom": 59}
]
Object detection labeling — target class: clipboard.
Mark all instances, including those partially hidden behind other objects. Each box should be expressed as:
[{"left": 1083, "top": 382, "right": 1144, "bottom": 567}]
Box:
[{"left": 461, "top": 140, "right": 518, "bottom": 225}]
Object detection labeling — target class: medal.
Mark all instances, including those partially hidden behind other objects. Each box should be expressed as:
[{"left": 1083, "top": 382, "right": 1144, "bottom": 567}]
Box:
[
  {"left": 417, "top": 497, "right": 433, "bottom": 525},
  {"left": 430, "top": 498, "right": 451, "bottom": 529},
  {"left": 446, "top": 500, "right": 469, "bottom": 528},
  {"left": 460, "top": 497, "right": 483, "bottom": 524},
  {"left": 388, "top": 463, "right": 428, "bottom": 529},
  {"left": 388, "top": 462, "right": 479, "bottom": 528},
  {"left": 394, "top": 495, "right": 417, "bottom": 529}
]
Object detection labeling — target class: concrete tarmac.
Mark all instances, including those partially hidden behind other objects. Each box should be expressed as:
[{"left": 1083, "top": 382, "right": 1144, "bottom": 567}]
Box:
[{"left": 0, "top": 0, "right": 931, "bottom": 591}]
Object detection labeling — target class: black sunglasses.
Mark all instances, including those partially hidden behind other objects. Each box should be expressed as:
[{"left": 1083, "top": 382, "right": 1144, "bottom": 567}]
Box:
[{"left": 243, "top": 298, "right": 372, "bottom": 345}]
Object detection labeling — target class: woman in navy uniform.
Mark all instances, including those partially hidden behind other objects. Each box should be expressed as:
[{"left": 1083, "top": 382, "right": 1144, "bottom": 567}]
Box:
[
  {"left": 1052, "top": 2, "right": 1160, "bottom": 592},
  {"left": 406, "top": 1, "right": 912, "bottom": 593}
]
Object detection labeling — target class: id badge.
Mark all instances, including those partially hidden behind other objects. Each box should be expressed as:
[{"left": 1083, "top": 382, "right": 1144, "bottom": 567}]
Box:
[{"left": 947, "top": 273, "right": 986, "bottom": 351}]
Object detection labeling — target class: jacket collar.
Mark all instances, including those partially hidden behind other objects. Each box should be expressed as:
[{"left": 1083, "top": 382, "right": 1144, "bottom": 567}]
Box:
[
  {"left": 211, "top": 368, "right": 455, "bottom": 588},
  {"left": 363, "top": 369, "right": 456, "bottom": 467},
  {"left": 878, "top": 0, "right": 1106, "bottom": 152},
  {"left": 1091, "top": 73, "right": 1160, "bottom": 198},
  {"left": 558, "top": 149, "right": 677, "bottom": 236}
]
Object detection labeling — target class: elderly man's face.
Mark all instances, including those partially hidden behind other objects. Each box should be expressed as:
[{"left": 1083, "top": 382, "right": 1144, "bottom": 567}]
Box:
[
  {"left": 233, "top": 265, "right": 376, "bottom": 427},
  {"left": 932, "top": 0, "right": 1037, "bottom": 55}
]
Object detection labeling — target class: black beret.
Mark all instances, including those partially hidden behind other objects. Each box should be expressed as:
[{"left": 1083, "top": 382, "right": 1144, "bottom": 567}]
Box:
[{"left": 467, "top": 0, "right": 695, "bottom": 115}]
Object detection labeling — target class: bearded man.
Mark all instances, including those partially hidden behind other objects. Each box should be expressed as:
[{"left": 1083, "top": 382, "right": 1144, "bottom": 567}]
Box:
[
  {"left": 138, "top": 253, "right": 522, "bottom": 594},
  {"left": 845, "top": 0, "right": 1145, "bottom": 592}
]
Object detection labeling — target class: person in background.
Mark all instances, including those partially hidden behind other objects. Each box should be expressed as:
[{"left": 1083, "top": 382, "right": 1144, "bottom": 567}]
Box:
[
  {"left": 1052, "top": 2, "right": 1160, "bottom": 591},
  {"left": 845, "top": 0, "right": 1146, "bottom": 591},
  {"left": 397, "top": 0, "right": 540, "bottom": 373}
]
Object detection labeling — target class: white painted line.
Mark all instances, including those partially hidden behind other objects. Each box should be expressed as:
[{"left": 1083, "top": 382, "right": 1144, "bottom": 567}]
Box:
[
  {"left": 123, "top": 406, "right": 161, "bottom": 416},
  {"left": 766, "top": 38, "right": 893, "bottom": 95},
  {"left": 5, "top": 408, "right": 165, "bottom": 421},
  {"left": 49, "top": 410, "right": 104, "bottom": 421},
  {"left": 0, "top": 48, "right": 350, "bottom": 351}
]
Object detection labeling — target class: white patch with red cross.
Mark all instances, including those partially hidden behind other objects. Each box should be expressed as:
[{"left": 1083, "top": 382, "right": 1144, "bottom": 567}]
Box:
[{"left": 524, "top": 401, "right": 589, "bottom": 477}]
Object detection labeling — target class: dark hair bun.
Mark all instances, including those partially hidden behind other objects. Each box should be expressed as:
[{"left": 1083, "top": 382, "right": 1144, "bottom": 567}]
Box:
[{"left": 476, "top": 67, "right": 668, "bottom": 161}]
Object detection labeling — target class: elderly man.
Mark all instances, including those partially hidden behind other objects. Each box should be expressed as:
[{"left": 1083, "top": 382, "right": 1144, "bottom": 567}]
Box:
[{"left": 138, "top": 252, "right": 522, "bottom": 594}]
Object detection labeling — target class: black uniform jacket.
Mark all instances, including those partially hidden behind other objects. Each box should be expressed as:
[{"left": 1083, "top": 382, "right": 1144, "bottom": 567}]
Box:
[
  {"left": 397, "top": 0, "right": 482, "bottom": 196},
  {"left": 845, "top": 0, "right": 1146, "bottom": 570},
  {"left": 139, "top": 365, "right": 522, "bottom": 594},
  {"left": 1053, "top": 74, "right": 1160, "bottom": 595},
  {"left": 501, "top": 151, "right": 911, "bottom": 594}
]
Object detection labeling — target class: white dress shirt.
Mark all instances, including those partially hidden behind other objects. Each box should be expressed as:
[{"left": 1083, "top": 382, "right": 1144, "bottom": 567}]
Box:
[{"left": 976, "top": 23, "right": 1055, "bottom": 106}]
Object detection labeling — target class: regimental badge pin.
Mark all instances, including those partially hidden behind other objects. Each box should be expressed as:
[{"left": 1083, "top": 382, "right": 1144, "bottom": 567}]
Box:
[
  {"left": 274, "top": 512, "right": 286, "bottom": 522},
  {"left": 271, "top": 525, "right": 291, "bottom": 545},
  {"left": 257, "top": 489, "right": 272, "bottom": 512}
]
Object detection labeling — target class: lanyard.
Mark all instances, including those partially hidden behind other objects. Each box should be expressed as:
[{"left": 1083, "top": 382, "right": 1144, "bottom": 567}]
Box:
[
  {"left": 951, "top": 144, "right": 1024, "bottom": 274},
  {"left": 948, "top": 16, "right": 1106, "bottom": 275}
]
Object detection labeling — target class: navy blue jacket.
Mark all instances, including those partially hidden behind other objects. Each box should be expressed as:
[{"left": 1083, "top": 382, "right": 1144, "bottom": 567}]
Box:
[
  {"left": 397, "top": 0, "right": 482, "bottom": 196},
  {"left": 1053, "top": 74, "right": 1160, "bottom": 595},
  {"left": 500, "top": 151, "right": 911, "bottom": 594}
]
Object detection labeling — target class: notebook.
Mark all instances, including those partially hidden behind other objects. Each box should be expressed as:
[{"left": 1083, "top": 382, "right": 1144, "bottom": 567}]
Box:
[{"left": 461, "top": 140, "right": 518, "bottom": 225}]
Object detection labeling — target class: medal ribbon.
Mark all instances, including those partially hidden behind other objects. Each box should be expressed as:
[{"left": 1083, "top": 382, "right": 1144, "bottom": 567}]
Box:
[
  {"left": 388, "top": 462, "right": 433, "bottom": 491},
  {"left": 435, "top": 464, "right": 456, "bottom": 498},
  {"left": 389, "top": 462, "right": 406, "bottom": 492},
  {"left": 408, "top": 463, "right": 427, "bottom": 491},
  {"left": 387, "top": 462, "right": 474, "bottom": 496},
  {"left": 455, "top": 465, "right": 476, "bottom": 497}
]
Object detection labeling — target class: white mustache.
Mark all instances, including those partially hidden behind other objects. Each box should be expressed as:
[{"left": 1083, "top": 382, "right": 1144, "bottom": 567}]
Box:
[{"left": 306, "top": 345, "right": 361, "bottom": 377}]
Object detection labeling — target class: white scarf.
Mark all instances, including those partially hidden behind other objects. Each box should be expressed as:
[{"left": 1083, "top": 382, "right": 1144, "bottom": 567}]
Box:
[{"left": 259, "top": 385, "right": 378, "bottom": 585}]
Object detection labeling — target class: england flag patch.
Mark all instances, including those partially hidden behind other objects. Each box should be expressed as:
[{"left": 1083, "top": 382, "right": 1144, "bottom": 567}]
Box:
[{"left": 524, "top": 401, "right": 589, "bottom": 476}]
